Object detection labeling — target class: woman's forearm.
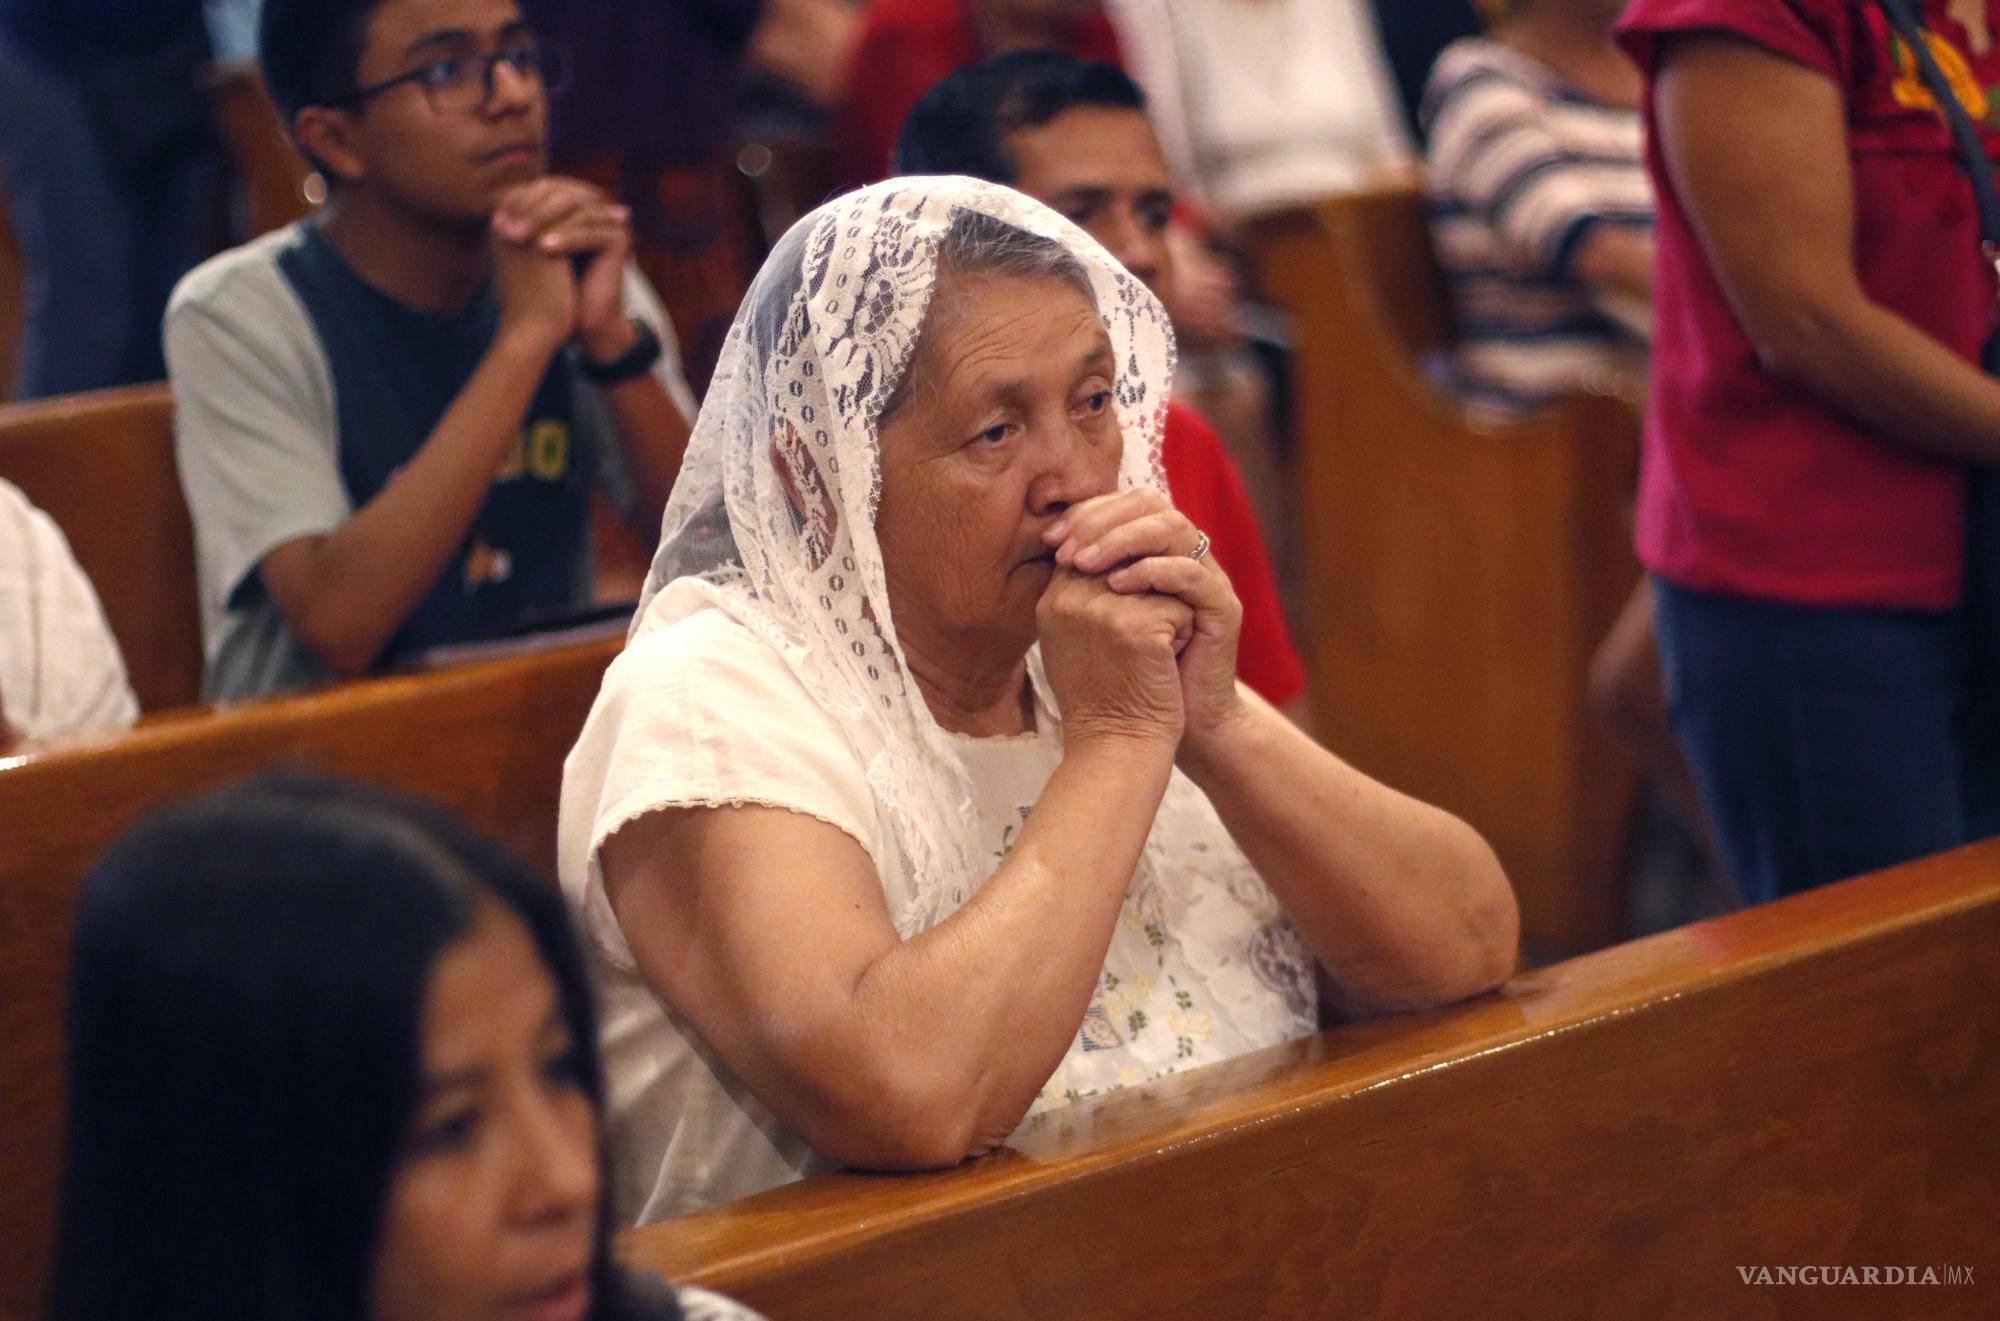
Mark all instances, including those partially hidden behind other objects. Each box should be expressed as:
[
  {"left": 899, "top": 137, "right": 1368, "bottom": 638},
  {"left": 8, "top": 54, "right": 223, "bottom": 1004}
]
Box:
[
  {"left": 260, "top": 330, "right": 563, "bottom": 675},
  {"left": 608, "top": 732, "right": 1178, "bottom": 1171},
  {"left": 1747, "top": 287, "right": 2000, "bottom": 469},
  {"left": 1574, "top": 223, "right": 1654, "bottom": 307},
  {"left": 839, "top": 735, "right": 1175, "bottom": 1160},
  {"left": 1181, "top": 691, "right": 1518, "bottom": 1015}
]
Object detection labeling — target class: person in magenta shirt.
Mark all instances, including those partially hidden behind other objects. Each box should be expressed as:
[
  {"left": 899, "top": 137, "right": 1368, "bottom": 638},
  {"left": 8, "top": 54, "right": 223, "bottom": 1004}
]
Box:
[
  {"left": 892, "top": 49, "right": 1310, "bottom": 717},
  {"left": 1617, "top": 0, "right": 2000, "bottom": 902}
]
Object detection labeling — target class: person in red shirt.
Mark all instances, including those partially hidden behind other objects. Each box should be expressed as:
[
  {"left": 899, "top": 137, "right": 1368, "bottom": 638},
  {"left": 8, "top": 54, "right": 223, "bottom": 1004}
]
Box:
[
  {"left": 837, "top": 0, "right": 1123, "bottom": 192},
  {"left": 893, "top": 49, "right": 1310, "bottom": 718},
  {"left": 1618, "top": 0, "right": 2000, "bottom": 903}
]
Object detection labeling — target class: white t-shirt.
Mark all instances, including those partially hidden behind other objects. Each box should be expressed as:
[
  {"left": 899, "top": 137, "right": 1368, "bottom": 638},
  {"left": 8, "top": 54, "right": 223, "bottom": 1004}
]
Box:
[
  {"left": 1110, "top": 0, "right": 1413, "bottom": 218},
  {"left": 559, "top": 578, "right": 1317, "bottom": 1226},
  {"left": 0, "top": 479, "right": 139, "bottom": 746}
]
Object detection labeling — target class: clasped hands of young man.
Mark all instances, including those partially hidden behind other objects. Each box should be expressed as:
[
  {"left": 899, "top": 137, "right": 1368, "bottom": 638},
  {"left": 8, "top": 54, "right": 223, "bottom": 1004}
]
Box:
[{"left": 487, "top": 177, "right": 640, "bottom": 367}]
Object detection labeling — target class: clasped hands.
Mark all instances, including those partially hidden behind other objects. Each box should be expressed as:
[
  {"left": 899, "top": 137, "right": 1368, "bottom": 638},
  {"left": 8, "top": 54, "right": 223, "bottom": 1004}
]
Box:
[
  {"left": 488, "top": 177, "right": 637, "bottom": 364},
  {"left": 1035, "top": 488, "right": 1247, "bottom": 755}
]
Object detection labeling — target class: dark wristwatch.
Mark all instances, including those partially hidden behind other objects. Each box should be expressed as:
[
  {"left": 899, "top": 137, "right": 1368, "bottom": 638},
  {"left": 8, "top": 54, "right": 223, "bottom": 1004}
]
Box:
[{"left": 578, "top": 317, "right": 663, "bottom": 385}]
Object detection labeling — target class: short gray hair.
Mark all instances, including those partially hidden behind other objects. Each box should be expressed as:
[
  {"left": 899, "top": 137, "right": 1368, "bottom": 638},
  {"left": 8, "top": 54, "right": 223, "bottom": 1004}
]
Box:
[
  {"left": 879, "top": 209, "right": 1099, "bottom": 423},
  {"left": 934, "top": 208, "right": 1095, "bottom": 295}
]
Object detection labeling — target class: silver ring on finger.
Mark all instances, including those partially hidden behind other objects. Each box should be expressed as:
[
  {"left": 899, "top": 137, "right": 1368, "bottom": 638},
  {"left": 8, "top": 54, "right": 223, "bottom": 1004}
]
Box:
[{"left": 1187, "top": 529, "right": 1212, "bottom": 564}]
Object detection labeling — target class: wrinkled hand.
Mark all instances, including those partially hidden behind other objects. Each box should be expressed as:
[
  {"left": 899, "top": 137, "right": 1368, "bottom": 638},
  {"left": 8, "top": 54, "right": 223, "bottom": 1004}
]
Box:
[
  {"left": 490, "top": 177, "right": 633, "bottom": 355},
  {"left": 1038, "top": 562, "right": 1193, "bottom": 751},
  {"left": 1045, "top": 489, "right": 1247, "bottom": 753}
]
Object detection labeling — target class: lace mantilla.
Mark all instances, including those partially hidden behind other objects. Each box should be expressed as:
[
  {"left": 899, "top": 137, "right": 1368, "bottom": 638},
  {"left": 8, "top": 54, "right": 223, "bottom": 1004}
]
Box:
[{"left": 635, "top": 177, "right": 1177, "bottom": 938}]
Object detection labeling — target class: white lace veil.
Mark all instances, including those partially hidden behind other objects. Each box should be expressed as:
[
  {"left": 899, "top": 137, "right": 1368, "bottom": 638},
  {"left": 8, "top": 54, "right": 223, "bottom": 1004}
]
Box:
[{"left": 633, "top": 176, "right": 1177, "bottom": 937}]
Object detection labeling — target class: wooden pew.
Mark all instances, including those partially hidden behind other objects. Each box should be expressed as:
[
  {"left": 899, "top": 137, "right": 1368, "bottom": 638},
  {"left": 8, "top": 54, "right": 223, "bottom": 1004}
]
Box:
[
  {"left": 207, "top": 68, "right": 315, "bottom": 238},
  {"left": 1249, "top": 189, "right": 1645, "bottom": 959},
  {"left": 0, "top": 383, "right": 650, "bottom": 717},
  {"left": 0, "top": 636, "right": 619, "bottom": 1321},
  {"left": 0, "top": 384, "right": 200, "bottom": 713},
  {"left": 625, "top": 839, "right": 2000, "bottom": 1319}
]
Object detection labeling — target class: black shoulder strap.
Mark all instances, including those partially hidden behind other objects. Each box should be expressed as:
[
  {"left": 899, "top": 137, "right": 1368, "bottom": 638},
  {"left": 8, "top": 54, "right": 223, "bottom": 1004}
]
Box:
[{"left": 1875, "top": 0, "right": 2000, "bottom": 257}]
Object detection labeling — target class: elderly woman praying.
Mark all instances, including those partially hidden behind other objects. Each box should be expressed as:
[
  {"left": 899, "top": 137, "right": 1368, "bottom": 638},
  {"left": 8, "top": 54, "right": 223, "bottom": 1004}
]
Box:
[{"left": 558, "top": 177, "right": 1518, "bottom": 1226}]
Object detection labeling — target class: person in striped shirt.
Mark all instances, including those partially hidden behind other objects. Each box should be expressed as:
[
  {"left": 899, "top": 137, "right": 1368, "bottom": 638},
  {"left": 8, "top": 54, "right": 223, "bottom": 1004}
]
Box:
[
  {"left": 1420, "top": 0, "right": 1652, "bottom": 417},
  {"left": 1424, "top": 1, "right": 1724, "bottom": 912}
]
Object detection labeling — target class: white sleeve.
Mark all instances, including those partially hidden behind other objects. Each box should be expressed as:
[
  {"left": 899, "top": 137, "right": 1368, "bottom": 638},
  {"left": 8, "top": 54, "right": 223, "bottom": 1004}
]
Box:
[
  {"left": 0, "top": 480, "right": 139, "bottom": 743},
  {"left": 165, "top": 259, "right": 348, "bottom": 620},
  {"left": 1339, "top": 0, "right": 1415, "bottom": 170},
  {"left": 558, "top": 589, "right": 881, "bottom": 968},
  {"left": 1105, "top": 0, "right": 1216, "bottom": 211}
]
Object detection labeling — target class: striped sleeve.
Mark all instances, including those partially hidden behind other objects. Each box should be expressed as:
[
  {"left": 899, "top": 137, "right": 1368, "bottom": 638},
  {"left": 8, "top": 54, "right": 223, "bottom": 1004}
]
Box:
[{"left": 1424, "top": 52, "right": 1652, "bottom": 278}]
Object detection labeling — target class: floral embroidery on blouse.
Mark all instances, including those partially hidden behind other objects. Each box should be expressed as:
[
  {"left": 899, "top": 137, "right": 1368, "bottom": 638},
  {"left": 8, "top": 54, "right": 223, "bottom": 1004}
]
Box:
[{"left": 1019, "top": 769, "right": 1316, "bottom": 1120}]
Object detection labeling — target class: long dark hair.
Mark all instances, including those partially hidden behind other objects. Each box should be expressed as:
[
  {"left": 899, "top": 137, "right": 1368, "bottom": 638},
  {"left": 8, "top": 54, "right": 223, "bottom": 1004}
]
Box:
[{"left": 49, "top": 774, "right": 675, "bottom": 1321}]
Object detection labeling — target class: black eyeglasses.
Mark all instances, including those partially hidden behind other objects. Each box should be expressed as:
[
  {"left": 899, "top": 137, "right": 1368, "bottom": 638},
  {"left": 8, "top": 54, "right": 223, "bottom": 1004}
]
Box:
[{"left": 333, "top": 38, "right": 569, "bottom": 116}]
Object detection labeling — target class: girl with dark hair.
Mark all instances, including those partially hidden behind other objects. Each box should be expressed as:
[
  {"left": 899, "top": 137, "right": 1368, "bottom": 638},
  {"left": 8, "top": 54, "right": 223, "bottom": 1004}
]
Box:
[{"left": 50, "top": 774, "right": 759, "bottom": 1321}]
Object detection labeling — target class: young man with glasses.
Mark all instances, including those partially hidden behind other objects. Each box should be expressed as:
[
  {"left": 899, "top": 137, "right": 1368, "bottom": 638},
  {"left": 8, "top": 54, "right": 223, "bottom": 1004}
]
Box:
[{"left": 166, "top": 0, "right": 697, "bottom": 701}]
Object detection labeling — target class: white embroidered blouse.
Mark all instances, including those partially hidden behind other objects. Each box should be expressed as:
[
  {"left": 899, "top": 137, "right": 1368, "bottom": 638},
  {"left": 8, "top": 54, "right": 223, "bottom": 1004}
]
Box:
[{"left": 559, "top": 578, "right": 1317, "bottom": 1227}]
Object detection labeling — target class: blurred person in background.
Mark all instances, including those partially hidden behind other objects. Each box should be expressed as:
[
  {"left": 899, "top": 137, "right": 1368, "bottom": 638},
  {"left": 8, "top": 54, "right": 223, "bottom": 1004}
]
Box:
[
  {"left": 0, "top": 0, "right": 218, "bottom": 397},
  {"left": 834, "top": 0, "right": 1122, "bottom": 190},
  {"left": 1422, "top": 0, "right": 1649, "bottom": 418},
  {"left": 523, "top": 0, "right": 768, "bottom": 393},
  {"left": 1107, "top": 0, "right": 1411, "bottom": 224},
  {"left": 1619, "top": 0, "right": 2000, "bottom": 902},
  {"left": 1424, "top": 0, "right": 1725, "bottom": 915}
]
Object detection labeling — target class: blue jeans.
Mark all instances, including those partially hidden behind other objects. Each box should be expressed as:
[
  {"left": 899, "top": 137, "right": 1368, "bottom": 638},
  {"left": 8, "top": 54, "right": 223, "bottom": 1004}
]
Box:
[
  {"left": 0, "top": 31, "right": 214, "bottom": 397},
  {"left": 1653, "top": 577, "right": 2000, "bottom": 906}
]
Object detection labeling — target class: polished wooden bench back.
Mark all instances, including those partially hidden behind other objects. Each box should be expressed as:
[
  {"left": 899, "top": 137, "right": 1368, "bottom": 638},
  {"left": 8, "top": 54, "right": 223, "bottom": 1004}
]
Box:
[
  {"left": 0, "top": 384, "right": 203, "bottom": 713},
  {"left": 625, "top": 840, "right": 2000, "bottom": 1319},
  {"left": 1250, "top": 189, "right": 1644, "bottom": 958},
  {"left": 1328, "top": 183, "right": 1457, "bottom": 363},
  {"left": 208, "top": 68, "right": 315, "bottom": 238},
  {"left": 0, "top": 636, "right": 619, "bottom": 1321}
]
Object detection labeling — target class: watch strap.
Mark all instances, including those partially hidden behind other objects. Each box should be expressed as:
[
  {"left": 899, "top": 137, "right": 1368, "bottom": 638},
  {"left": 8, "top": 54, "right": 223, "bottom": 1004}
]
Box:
[{"left": 579, "top": 317, "right": 664, "bottom": 385}]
